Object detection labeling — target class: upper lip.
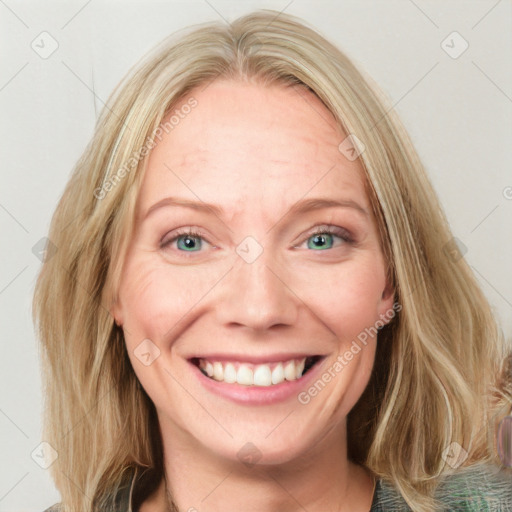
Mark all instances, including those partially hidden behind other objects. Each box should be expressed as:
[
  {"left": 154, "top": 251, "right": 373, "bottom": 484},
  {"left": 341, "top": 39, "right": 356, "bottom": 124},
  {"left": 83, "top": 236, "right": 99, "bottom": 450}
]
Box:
[{"left": 188, "top": 353, "right": 323, "bottom": 364}]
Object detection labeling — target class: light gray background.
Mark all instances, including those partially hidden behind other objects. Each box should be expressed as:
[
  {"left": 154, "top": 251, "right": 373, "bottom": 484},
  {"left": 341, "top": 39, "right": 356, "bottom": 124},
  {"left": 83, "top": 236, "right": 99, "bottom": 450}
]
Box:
[{"left": 1, "top": 0, "right": 511, "bottom": 510}]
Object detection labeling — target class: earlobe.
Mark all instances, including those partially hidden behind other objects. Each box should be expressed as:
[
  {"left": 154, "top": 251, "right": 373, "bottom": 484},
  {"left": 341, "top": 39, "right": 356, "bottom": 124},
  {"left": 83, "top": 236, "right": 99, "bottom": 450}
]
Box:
[
  {"left": 382, "top": 282, "right": 394, "bottom": 300},
  {"left": 110, "top": 300, "right": 123, "bottom": 327},
  {"left": 378, "top": 280, "right": 397, "bottom": 326}
]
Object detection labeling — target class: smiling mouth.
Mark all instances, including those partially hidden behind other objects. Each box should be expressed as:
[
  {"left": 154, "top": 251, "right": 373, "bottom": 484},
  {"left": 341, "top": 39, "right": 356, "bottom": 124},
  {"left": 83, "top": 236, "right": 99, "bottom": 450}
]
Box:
[{"left": 190, "top": 355, "right": 323, "bottom": 387}]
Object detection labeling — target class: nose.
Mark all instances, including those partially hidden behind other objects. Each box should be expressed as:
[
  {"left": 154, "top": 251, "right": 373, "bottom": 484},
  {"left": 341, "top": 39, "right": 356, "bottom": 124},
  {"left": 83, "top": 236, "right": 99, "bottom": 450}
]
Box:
[{"left": 214, "top": 250, "right": 299, "bottom": 333}]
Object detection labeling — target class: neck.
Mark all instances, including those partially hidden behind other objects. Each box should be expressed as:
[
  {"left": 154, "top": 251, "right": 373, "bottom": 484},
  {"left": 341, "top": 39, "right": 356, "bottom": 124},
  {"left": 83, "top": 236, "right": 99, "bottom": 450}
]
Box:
[{"left": 143, "top": 417, "right": 375, "bottom": 512}]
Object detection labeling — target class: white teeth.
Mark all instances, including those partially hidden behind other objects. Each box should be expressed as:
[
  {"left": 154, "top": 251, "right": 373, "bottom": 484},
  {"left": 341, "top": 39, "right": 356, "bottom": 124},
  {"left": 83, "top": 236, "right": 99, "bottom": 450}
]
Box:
[
  {"left": 213, "top": 362, "right": 223, "bottom": 381},
  {"left": 253, "top": 365, "right": 272, "bottom": 386},
  {"left": 236, "top": 364, "right": 253, "bottom": 385},
  {"left": 224, "top": 363, "right": 237, "bottom": 383},
  {"left": 198, "top": 357, "right": 311, "bottom": 386},
  {"left": 284, "top": 361, "right": 296, "bottom": 381},
  {"left": 271, "top": 363, "right": 285, "bottom": 385},
  {"left": 295, "top": 359, "right": 305, "bottom": 379}
]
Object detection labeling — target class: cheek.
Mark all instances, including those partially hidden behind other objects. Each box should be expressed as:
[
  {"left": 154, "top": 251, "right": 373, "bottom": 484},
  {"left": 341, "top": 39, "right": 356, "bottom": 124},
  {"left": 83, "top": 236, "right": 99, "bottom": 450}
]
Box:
[
  {"left": 293, "top": 256, "right": 388, "bottom": 341},
  {"left": 297, "top": 262, "right": 386, "bottom": 416},
  {"left": 118, "top": 255, "right": 217, "bottom": 346},
  {"left": 119, "top": 246, "right": 388, "bottom": 349}
]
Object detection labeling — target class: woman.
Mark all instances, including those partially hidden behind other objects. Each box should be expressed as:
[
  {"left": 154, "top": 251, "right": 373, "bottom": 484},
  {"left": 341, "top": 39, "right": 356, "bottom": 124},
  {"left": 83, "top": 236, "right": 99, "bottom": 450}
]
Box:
[{"left": 34, "top": 10, "right": 512, "bottom": 512}]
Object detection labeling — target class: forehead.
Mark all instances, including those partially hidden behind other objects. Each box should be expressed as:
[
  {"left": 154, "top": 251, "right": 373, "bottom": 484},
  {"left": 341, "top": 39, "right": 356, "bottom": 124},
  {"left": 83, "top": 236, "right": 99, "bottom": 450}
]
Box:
[{"left": 136, "top": 79, "right": 369, "bottom": 223}]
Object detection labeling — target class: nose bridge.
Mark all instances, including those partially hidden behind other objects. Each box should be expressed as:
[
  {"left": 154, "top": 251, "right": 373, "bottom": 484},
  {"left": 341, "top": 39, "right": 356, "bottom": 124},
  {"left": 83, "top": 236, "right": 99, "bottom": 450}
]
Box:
[{"left": 216, "top": 240, "right": 299, "bottom": 331}]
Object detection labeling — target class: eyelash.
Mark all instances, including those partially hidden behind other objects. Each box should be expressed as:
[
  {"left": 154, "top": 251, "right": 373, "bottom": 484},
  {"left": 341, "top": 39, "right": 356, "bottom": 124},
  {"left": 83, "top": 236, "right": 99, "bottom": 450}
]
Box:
[
  {"left": 302, "top": 225, "right": 354, "bottom": 246},
  {"left": 160, "top": 228, "right": 207, "bottom": 253},
  {"left": 160, "top": 225, "right": 354, "bottom": 255}
]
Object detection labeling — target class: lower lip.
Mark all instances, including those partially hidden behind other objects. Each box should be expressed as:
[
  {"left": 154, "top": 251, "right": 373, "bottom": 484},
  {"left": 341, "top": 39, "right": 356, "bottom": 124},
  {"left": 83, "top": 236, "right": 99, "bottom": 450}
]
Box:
[{"left": 189, "top": 357, "right": 326, "bottom": 405}]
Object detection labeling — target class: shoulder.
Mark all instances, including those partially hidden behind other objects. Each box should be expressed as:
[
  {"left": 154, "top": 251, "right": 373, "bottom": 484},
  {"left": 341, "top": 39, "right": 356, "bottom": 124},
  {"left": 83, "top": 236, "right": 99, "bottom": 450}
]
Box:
[
  {"left": 435, "top": 463, "right": 512, "bottom": 510},
  {"left": 40, "top": 468, "right": 136, "bottom": 512},
  {"left": 371, "top": 463, "right": 512, "bottom": 511}
]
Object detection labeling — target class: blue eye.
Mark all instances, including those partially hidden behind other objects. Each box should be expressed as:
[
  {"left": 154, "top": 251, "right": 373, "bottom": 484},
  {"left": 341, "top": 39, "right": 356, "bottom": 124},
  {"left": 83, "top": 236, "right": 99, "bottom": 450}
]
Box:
[
  {"left": 176, "top": 233, "right": 202, "bottom": 251},
  {"left": 161, "top": 229, "right": 206, "bottom": 253},
  {"left": 304, "top": 226, "right": 352, "bottom": 250},
  {"left": 307, "top": 233, "right": 334, "bottom": 250},
  {"left": 161, "top": 225, "right": 353, "bottom": 256}
]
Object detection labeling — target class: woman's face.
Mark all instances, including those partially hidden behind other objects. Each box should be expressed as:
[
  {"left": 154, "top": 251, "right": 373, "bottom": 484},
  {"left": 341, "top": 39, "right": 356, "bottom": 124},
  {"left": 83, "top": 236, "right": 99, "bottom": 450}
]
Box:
[{"left": 112, "top": 79, "right": 394, "bottom": 465}]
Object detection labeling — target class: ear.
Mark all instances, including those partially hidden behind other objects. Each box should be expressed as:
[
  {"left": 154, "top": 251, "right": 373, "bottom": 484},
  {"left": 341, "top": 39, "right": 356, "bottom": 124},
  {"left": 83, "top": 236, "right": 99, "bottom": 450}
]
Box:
[
  {"left": 377, "top": 278, "right": 397, "bottom": 326},
  {"left": 110, "top": 298, "right": 124, "bottom": 327}
]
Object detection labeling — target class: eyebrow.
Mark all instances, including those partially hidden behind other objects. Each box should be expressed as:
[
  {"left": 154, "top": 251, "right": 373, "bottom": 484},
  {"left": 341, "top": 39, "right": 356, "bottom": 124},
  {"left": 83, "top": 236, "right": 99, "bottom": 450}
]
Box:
[{"left": 143, "top": 196, "right": 369, "bottom": 221}]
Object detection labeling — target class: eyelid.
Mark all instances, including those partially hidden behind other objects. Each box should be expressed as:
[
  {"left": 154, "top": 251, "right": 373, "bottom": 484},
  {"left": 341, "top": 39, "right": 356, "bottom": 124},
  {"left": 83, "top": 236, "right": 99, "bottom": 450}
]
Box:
[
  {"left": 294, "top": 224, "right": 354, "bottom": 247},
  {"left": 160, "top": 223, "right": 353, "bottom": 254},
  {"left": 160, "top": 227, "right": 212, "bottom": 249}
]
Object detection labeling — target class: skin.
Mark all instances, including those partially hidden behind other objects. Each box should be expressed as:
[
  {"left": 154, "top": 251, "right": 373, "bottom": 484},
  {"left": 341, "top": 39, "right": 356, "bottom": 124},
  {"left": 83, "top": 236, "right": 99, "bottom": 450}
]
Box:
[{"left": 112, "top": 79, "right": 395, "bottom": 511}]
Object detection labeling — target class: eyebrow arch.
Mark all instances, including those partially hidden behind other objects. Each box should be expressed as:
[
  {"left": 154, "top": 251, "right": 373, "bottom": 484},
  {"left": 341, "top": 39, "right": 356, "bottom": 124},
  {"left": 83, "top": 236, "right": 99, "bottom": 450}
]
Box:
[
  {"left": 143, "top": 196, "right": 369, "bottom": 221},
  {"left": 144, "top": 197, "right": 224, "bottom": 219},
  {"left": 286, "top": 197, "right": 368, "bottom": 217}
]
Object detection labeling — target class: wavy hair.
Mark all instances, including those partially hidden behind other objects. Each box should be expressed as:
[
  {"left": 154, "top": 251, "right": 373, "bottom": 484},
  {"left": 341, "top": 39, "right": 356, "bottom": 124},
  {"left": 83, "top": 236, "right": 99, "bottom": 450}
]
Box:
[{"left": 32, "top": 10, "right": 512, "bottom": 512}]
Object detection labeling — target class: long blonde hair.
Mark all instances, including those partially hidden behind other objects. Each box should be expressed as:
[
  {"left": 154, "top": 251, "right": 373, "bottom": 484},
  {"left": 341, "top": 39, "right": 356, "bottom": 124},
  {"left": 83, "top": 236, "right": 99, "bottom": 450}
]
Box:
[{"left": 32, "top": 10, "right": 512, "bottom": 511}]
